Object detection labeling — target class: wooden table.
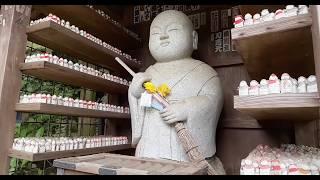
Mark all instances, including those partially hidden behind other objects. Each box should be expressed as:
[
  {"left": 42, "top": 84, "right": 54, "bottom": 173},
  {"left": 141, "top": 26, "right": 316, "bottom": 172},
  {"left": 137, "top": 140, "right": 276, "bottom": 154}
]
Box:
[{"left": 53, "top": 153, "right": 207, "bottom": 175}]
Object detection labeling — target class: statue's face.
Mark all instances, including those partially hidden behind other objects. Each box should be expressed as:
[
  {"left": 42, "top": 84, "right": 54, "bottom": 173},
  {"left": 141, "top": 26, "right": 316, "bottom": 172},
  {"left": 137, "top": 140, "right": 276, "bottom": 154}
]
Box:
[{"left": 149, "top": 10, "right": 196, "bottom": 62}]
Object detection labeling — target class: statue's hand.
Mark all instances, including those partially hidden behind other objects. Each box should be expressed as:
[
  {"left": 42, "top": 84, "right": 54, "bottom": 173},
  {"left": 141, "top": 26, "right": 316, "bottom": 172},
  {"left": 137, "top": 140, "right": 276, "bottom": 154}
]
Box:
[
  {"left": 159, "top": 101, "right": 188, "bottom": 124},
  {"left": 129, "top": 72, "right": 152, "bottom": 99}
]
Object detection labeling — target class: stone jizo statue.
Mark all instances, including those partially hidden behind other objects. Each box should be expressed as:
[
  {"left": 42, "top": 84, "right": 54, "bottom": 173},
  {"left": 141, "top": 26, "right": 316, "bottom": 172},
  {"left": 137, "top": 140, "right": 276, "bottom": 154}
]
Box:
[{"left": 128, "top": 10, "right": 224, "bottom": 165}]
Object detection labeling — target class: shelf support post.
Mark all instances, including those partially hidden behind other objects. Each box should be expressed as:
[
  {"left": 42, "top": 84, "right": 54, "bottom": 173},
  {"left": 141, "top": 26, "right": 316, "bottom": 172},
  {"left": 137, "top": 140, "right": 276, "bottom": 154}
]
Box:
[{"left": 0, "top": 5, "right": 31, "bottom": 174}]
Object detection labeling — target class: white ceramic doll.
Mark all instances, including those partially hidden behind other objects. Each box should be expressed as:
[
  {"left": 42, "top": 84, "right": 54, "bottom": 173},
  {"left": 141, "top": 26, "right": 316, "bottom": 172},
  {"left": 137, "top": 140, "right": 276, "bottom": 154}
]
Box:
[
  {"left": 68, "top": 61, "right": 73, "bottom": 69},
  {"left": 281, "top": 73, "right": 293, "bottom": 93},
  {"left": 234, "top": 15, "right": 244, "bottom": 28},
  {"left": 285, "top": 5, "right": 298, "bottom": 17},
  {"left": 244, "top": 13, "right": 253, "bottom": 26},
  {"left": 298, "top": 5, "right": 308, "bottom": 15},
  {"left": 297, "top": 76, "right": 307, "bottom": 93},
  {"left": 253, "top": 13, "right": 262, "bottom": 24},
  {"left": 261, "top": 9, "right": 274, "bottom": 22},
  {"left": 259, "top": 79, "right": 269, "bottom": 95},
  {"left": 307, "top": 75, "right": 318, "bottom": 93},
  {"left": 268, "top": 74, "right": 281, "bottom": 94},
  {"left": 290, "top": 78, "right": 298, "bottom": 93},
  {"left": 249, "top": 80, "right": 259, "bottom": 96},
  {"left": 63, "top": 97, "right": 69, "bottom": 106}
]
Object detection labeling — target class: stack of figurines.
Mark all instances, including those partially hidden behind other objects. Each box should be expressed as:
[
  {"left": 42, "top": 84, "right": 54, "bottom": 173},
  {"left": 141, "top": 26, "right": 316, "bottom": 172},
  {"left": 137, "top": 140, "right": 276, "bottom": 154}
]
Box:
[
  {"left": 29, "top": 13, "right": 142, "bottom": 65},
  {"left": 240, "top": 144, "right": 320, "bottom": 175},
  {"left": 234, "top": 5, "right": 309, "bottom": 28},
  {"left": 24, "top": 53, "right": 131, "bottom": 86},
  {"left": 86, "top": 5, "right": 141, "bottom": 41},
  {"left": 12, "top": 136, "right": 129, "bottom": 153},
  {"left": 19, "top": 93, "right": 130, "bottom": 114},
  {"left": 238, "top": 73, "right": 318, "bottom": 96}
]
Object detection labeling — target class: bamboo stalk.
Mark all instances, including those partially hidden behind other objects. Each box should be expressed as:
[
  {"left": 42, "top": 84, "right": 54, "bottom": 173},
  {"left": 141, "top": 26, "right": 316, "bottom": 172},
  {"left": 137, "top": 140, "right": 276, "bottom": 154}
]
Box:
[{"left": 114, "top": 57, "right": 217, "bottom": 175}]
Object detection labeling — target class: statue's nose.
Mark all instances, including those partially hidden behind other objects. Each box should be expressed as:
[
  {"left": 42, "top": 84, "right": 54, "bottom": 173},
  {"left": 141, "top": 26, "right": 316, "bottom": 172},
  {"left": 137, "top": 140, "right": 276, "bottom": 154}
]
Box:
[{"left": 160, "top": 34, "right": 169, "bottom": 40}]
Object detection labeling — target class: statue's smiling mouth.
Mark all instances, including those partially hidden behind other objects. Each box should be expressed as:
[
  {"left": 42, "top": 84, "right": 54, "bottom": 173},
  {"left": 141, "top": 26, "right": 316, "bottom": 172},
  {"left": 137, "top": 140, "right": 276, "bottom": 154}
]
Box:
[{"left": 160, "top": 41, "right": 170, "bottom": 47}]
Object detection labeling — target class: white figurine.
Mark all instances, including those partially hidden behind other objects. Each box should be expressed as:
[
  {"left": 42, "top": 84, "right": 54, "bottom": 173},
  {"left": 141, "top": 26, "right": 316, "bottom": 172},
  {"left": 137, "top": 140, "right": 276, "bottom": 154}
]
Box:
[
  {"left": 68, "top": 61, "right": 73, "bottom": 69},
  {"left": 259, "top": 79, "right": 269, "bottom": 95},
  {"left": 285, "top": 5, "right": 298, "bottom": 17},
  {"left": 253, "top": 13, "right": 262, "bottom": 24},
  {"left": 268, "top": 74, "right": 281, "bottom": 94},
  {"left": 249, "top": 80, "right": 259, "bottom": 96},
  {"left": 74, "top": 63, "right": 80, "bottom": 71},
  {"left": 291, "top": 78, "right": 298, "bottom": 93},
  {"left": 307, "top": 75, "right": 318, "bottom": 93},
  {"left": 261, "top": 9, "right": 274, "bottom": 22},
  {"left": 298, "top": 5, "right": 308, "bottom": 15},
  {"left": 297, "top": 76, "right": 307, "bottom": 93},
  {"left": 234, "top": 15, "right": 244, "bottom": 28},
  {"left": 275, "top": 9, "right": 285, "bottom": 20},
  {"left": 58, "top": 96, "right": 64, "bottom": 106},
  {"left": 74, "top": 99, "right": 80, "bottom": 108},
  {"left": 281, "top": 73, "right": 293, "bottom": 93},
  {"left": 63, "top": 97, "right": 69, "bottom": 106},
  {"left": 244, "top": 13, "right": 253, "bottom": 26},
  {"left": 51, "top": 95, "right": 57, "bottom": 105}
]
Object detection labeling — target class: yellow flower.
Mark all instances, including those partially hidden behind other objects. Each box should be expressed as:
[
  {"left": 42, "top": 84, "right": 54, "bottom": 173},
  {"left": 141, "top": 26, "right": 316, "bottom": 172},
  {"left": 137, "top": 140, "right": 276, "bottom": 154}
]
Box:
[
  {"left": 144, "top": 82, "right": 157, "bottom": 94},
  {"left": 157, "top": 83, "right": 171, "bottom": 97}
]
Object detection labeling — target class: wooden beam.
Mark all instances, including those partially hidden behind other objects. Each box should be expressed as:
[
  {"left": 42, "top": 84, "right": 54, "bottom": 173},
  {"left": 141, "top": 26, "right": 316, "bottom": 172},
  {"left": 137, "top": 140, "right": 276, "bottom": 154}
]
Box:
[
  {"left": 310, "top": 5, "right": 320, "bottom": 147},
  {"left": 0, "top": 5, "right": 31, "bottom": 174}
]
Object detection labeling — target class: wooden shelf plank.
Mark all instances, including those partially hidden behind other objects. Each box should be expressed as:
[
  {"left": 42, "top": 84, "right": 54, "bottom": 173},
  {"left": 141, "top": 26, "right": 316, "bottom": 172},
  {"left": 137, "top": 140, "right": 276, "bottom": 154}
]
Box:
[
  {"left": 231, "top": 14, "right": 315, "bottom": 80},
  {"left": 8, "top": 144, "right": 132, "bottom": 161},
  {"left": 15, "top": 103, "right": 130, "bottom": 119},
  {"left": 31, "top": 5, "right": 142, "bottom": 50},
  {"left": 20, "top": 61, "right": 128, "bottom": 94},
  {"left": 26, "top": 21, "right": 141, "bottom": 75},
  {"left": 234, "top": 93, "right": 320, "bottom": 121}
]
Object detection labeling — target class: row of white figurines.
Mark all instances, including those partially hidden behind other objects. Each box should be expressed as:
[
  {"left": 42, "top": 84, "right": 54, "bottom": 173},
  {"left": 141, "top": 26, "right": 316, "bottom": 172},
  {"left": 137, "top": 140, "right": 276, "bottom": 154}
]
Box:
[
  {"left": 234, "top": 5, "right": 308, "bottom": 28},
  {"left": 12, "top": 136, "right": 129, "bottom": 153},
  {"left": 25, "top": 53, "right": 131, "bottom": 86},
  {"left": 30, "top": 13, "right": 141, "bottom": 64},
  {"left": 19, "top": 93, "right": 130, "bottom": 114},
  {"left": 240, "top": 144, "right": 320, "bottom": 175},
  {"left": 238, "top": 73, "right": 317, "bottom": 96},
  {"left": 87, "top": 5, "right": 140, "bottom": 40}
]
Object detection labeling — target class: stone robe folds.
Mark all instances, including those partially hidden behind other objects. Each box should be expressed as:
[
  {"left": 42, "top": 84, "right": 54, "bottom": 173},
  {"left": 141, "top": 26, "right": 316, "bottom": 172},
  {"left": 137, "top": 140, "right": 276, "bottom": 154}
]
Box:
[{"left": 129, "top": 60, "right": 223, "bottom": 162}]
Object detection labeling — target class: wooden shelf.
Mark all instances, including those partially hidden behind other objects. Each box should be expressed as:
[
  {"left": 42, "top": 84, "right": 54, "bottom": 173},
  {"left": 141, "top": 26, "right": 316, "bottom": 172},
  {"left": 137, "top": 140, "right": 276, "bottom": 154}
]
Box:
[
  {"left": 15, "top": 103, "right": 130, "bottom": 119},
  {"left": 234, "top": 93, "right": 320, "bottom": 121},
  {"left": 8, "top": 144, "right": 132, "bottom": 161},
  {"left": 20, "top": 61, "right": 128, "bottom": 94},
  {"left": 231, "top": 14, "right": 315, "bottom": 80},
  {"left": 31, "top": 5, "right": 141, "bottom": 50},
  {"left": 27, "top": 21, "right": 141, "bottom": 75}
]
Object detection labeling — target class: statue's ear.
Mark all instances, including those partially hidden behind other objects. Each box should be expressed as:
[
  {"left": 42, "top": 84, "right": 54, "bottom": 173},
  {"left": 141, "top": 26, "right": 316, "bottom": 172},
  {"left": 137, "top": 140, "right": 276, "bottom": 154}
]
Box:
[{"left": 192, "top": 30, "right": 198, "bottom": 50}]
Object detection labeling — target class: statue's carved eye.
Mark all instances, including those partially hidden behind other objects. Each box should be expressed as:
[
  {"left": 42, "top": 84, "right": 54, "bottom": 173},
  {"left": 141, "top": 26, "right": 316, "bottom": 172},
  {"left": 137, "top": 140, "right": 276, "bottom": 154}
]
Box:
[
  {"left": 168, "top": 28, "right": 178, "bottom": 32},
  {"left": 151, "top": 32, "right": 161, "bottom": 35}
]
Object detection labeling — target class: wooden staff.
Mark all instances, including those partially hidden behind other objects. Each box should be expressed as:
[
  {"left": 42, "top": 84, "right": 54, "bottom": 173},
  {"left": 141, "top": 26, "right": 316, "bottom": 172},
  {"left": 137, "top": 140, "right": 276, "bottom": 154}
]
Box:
[{"left": 115, "top": 57, "right": 217, "bottom": 175}]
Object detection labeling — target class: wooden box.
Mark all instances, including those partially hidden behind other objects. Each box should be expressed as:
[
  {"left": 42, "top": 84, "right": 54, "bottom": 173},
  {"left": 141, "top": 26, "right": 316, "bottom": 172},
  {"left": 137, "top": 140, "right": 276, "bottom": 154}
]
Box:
[{"left": 53, "top": 153, "right": 207, "bottom": 175}]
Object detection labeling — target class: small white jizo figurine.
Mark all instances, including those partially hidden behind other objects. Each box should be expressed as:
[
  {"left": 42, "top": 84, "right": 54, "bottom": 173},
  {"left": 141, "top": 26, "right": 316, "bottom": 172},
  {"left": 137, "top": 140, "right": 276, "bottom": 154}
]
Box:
[
  {"left": 244, "top": 13, "right": 253, "bottom": 26},
  {"left": 259, "top": 79, "right": 269, "bottom": 95},
  {"left": 297, "top": 76, "right": 307, "bottom": 93},
  {"left": 261, "top": 9, "right": 274, "bottom": 22},
  {"left": 268, "top": 74, "right": 280, "bottom": 94},
  {"left": 253, "top": 13, "right": 262, "bottom": 24},
  {"left": 280, "top": 73, "right": 293, "bottom": 93},
  {"left": 275, "top": 9, "right": 285, "bottom": 20},
  {"left": 238, "top": 81, "right": 249, "bottom": 96},
  {"left": 291, "top": 78, "right": 298, "bottom": 93},
  {"left": 298, "top": 5, "right": 309, "bottom": 15},
  {"left": 285, "top": 5, "right": 298, "bottom": 17},
  {"left": 234, "top": 15, "right": 244, "bottom": 28},
  {"left": 249, "top": 80, "right": 259, "bottom": 96},
  {"left": 307, "top": 75, "right": 318, "bottom": 93}
]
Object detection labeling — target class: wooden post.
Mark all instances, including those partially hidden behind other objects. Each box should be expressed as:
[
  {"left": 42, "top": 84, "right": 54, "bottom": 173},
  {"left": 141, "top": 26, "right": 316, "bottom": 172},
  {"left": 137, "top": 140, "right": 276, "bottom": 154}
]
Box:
[
  {"left": 0, "top": 5, "right": 31, "bottom": 174},
  {"left": 302, "top": 5, "right": 320, "bottom": 147}
]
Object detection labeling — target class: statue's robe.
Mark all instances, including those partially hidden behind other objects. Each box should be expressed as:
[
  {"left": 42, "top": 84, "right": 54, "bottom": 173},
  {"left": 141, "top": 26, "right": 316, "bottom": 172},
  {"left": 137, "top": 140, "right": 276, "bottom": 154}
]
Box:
[{"left": 128, "top": 59, "right": 223, "bottom": 162}]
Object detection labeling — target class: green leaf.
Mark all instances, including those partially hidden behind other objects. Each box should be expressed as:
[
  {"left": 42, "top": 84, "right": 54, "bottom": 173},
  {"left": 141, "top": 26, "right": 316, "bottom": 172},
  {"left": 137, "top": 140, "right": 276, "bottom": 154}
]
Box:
[
  {"left": 36, "top": 127, "right": 44, "bottom": 137},
  {"left": 21, "top": 160, "right": 29, "bottom": 168}
]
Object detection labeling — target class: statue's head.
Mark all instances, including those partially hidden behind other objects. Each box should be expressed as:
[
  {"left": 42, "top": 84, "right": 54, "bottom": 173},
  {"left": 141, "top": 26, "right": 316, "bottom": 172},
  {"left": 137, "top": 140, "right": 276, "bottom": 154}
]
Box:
[{"left": 149, "top": 10, "right": 198, "bottom": 62}]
